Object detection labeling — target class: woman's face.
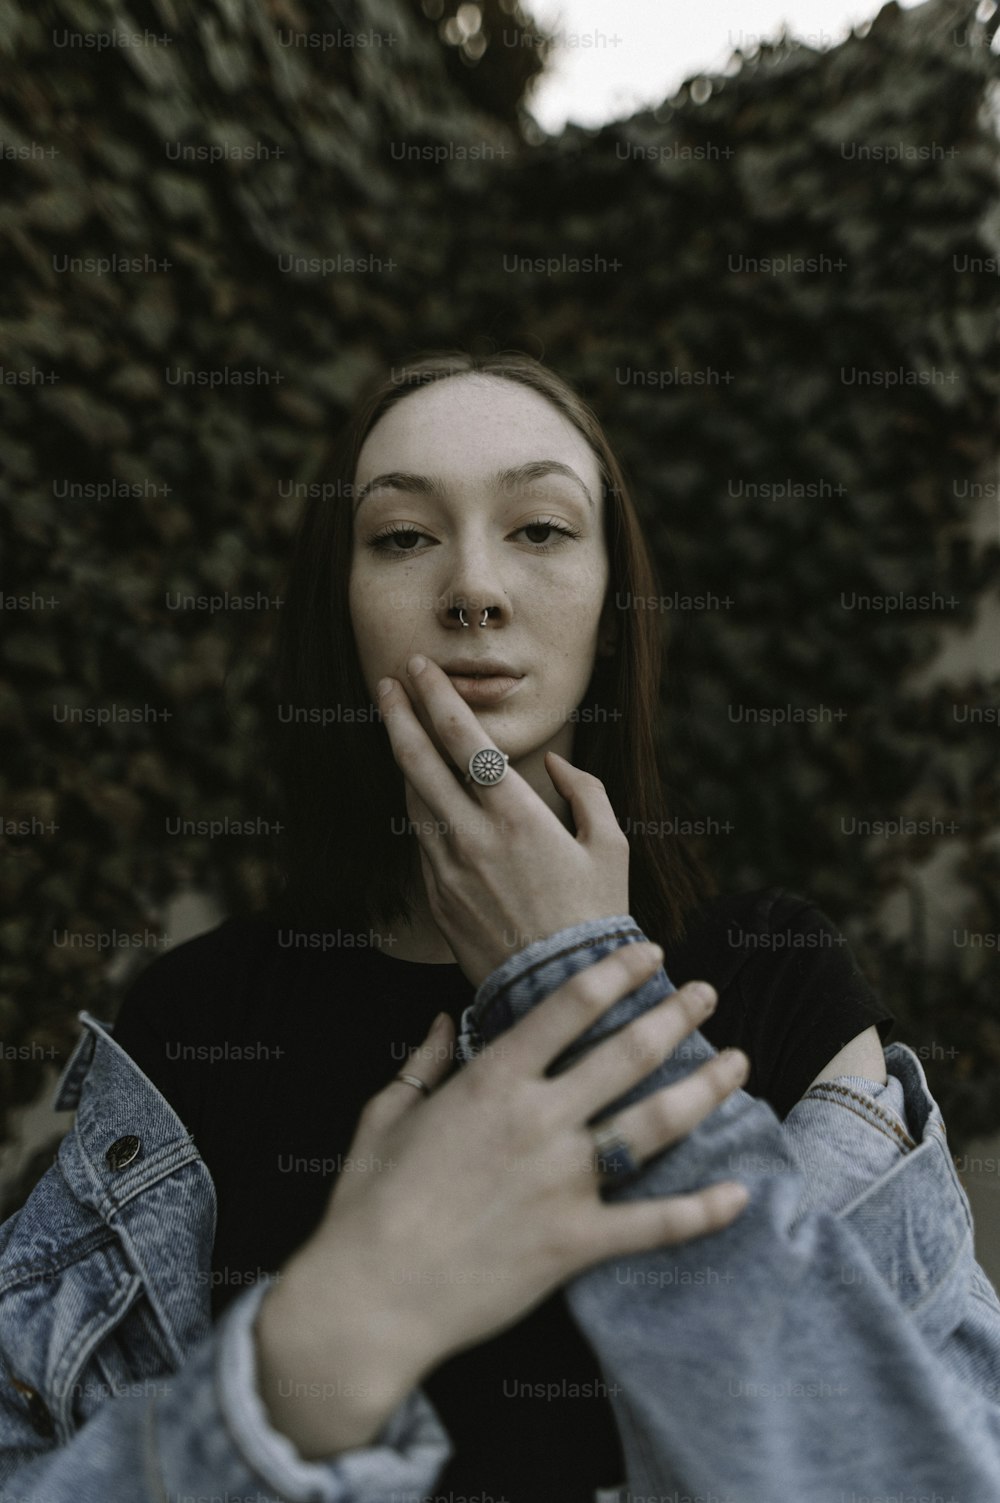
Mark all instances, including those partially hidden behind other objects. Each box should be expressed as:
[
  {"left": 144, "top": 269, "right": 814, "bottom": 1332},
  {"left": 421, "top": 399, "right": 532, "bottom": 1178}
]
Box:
[{"left": 348, "top": 374, "right": 615, "bottom": 780}]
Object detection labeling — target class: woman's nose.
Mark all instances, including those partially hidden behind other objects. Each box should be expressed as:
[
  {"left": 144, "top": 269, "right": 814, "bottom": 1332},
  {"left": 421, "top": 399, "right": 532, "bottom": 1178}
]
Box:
[{"left": 447, "top": 604, "right": 498, "bottom": 628}]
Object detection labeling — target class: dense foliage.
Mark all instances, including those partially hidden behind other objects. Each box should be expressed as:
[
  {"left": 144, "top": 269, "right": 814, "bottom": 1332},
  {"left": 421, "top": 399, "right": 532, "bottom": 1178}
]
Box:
[{"left": 1, "top": 0, "right": 997, "bottom": 1202}]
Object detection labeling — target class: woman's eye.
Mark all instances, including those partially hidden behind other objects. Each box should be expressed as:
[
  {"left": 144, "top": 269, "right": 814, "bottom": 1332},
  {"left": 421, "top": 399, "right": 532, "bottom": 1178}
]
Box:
[
  {"left": 370, "top": 526, "right": 423, "bottom": 552},
  {"left": 366, "top": 519, "right": 581, "bottom": 556},
  {"left": 521, "top": 522, "right": 567, "bottom": 547}
]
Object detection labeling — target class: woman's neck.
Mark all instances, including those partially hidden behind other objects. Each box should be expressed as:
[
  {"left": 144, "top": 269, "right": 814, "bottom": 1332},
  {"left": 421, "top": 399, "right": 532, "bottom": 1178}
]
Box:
[{"left": 372, "top": 888, "right": 458, "bottom": 964}]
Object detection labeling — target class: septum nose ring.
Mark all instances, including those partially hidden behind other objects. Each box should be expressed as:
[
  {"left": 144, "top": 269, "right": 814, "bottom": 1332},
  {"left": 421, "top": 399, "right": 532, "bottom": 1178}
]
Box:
[{"left": 458, "top": 608, "right": 490, "bottom": 628}]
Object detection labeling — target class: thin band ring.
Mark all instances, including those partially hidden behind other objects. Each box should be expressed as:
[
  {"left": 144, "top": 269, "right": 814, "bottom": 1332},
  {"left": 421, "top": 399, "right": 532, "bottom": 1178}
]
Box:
[
  {"left": 590, "top": 1120, "right": 642, "bottom": 1182},
  {"left": 393, "top": 1072, "right": 431, "bottom": 1097}
]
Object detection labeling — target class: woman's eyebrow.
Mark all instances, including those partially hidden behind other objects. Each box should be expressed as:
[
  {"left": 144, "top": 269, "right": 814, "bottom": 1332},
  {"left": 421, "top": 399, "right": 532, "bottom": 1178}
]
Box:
[{"left": 352, "top": 460, "right": 595, "bottom": 516}]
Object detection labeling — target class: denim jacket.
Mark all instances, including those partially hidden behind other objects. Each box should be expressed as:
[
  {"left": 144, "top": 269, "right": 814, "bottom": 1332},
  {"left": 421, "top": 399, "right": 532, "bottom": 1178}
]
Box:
[{"left": 2, "top": 913, "right": 1000, "bottom": 1503}]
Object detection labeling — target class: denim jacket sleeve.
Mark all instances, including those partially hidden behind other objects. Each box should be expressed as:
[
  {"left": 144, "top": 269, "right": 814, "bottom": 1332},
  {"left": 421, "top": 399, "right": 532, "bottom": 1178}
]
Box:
[
  {"left": 456, "top": 914, "right": 1000, "bottom": 1503},
  {"left": 0, "top": 1011, "right": 452, "bottom": 1503}
]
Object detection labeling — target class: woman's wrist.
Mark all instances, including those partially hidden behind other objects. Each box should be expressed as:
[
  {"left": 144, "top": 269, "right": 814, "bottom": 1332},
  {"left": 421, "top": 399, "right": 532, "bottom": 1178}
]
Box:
[{"left": 252, "top": 1235, "right": 431, "bottom": 1459}]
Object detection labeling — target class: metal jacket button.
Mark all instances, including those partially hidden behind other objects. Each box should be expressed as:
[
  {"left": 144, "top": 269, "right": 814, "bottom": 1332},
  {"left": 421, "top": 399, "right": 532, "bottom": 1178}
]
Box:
[
  {"left": 10, "top": 1377, "right": 55, "bottom": 1439},
  {"left": 105, "top": 1135, "right": 141, "bottom": 1171}
]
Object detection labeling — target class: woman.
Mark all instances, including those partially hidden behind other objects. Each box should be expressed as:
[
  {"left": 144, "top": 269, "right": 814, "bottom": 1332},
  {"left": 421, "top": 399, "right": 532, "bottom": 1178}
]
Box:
[{"left": 3, "top": 351, "right": 997, "bottom": 1503}]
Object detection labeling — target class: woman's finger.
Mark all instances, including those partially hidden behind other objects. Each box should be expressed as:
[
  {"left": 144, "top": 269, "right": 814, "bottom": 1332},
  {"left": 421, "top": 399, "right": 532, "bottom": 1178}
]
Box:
[
  {"left": 361, "top": 1012, "right": 456, "bottom": 1129},
  {"left": 498, "top": 942, "right": 669, "bottom": 1081},
  {"left": 401, "top": 777, "right": 457, "bottom": 919},
  {"left": 545, "top": 751, "right": 628, "bottom": 850},
  {"left": 582, "top": 1180, "right": 751, "bottom": 1265},
  {"left": 404, "top": 655, "right": 512, "bottom": 781},
  {"left": 555, "top": 980, "right": 723, "bottom": 1121},
  {"left": 380, "top": 674, "right": 504, "bottom": 829},
  {"left": 404, "top": 773, "right": 512, "bottom": 891},
  {"left": 387, "top": 658, "right": 542, "bottom": 822},
  {"left": 409, "top": 803, "right": 447, "bottom": 913},
  {"left": 592, "top": 1046, "right": 751, "bottom": 1167}
]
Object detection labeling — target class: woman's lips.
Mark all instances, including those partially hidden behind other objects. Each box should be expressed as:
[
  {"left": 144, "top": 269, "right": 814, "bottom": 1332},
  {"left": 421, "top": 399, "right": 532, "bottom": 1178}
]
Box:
[{"left": 446, "top": 673, "right": 524, "bottom": 705}]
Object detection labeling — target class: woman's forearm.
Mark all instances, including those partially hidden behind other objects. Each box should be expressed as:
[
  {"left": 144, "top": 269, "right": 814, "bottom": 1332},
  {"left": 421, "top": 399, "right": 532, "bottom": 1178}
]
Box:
[
  {"left": 252, "top": 1237, "right": 431, "bottom": 1461},
  {"left": 461, "top": 914, "right": 1000, "bottom": 1500}
]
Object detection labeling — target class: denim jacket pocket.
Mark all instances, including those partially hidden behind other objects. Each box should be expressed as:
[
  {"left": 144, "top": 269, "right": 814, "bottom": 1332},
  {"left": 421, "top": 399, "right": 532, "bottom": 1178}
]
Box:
[
  {"left": 0, "top": 1231, "right": 175, "bottom": 1443},
  {"left": 69, "top": 1262, "right": 180, "bottom": 1426},
  {"left": 782, "top": 1069, "right": 917, "bottom": 1226},
  {"left": 785, "top": 1045, "right": 976, "bottom": 1353},
  {"left": 839, "top": 1119, "right": 975, "bottom": 1350}
]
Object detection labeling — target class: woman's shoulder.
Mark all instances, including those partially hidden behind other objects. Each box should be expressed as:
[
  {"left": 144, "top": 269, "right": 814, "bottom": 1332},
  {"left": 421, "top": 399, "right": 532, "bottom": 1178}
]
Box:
[
  {"left": 675, "top": 886, "right": 894, "bottom": 1120},
  {"left": 667, "top": 880, "right": 889, "bottom": 1014},
  {"left": 129, "top": 911, "right": 274, "bottom": 980},
  {"left": 108, "top": 914, "right": 284, "bottom": 1120},
  {"left": 112, "top": 914, "right": 278, "bottom": 1032},
  {"left": 673, "top": 884, "right": 857, "bottom": 954},
  {"left": 665, "top": 885, "right": 830, "bottom": 983}
]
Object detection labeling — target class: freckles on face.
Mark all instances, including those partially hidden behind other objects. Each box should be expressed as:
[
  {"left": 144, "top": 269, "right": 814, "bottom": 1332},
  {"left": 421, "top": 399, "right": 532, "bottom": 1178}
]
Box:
[{"left": 346, "top": 376, "right": 611, "bottom": 722}]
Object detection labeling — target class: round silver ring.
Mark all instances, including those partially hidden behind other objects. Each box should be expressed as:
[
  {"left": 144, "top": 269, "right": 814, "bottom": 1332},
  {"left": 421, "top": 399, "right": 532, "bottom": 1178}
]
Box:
[
  {"left": 465, "top": 747, "right": 509, "bottom": 786},
  {"left": 591, "top": 1121, "right": 641, "bottom": 1182},
  {"left": 393, "top": 1072, "right": 431, "bottom": 1097}
]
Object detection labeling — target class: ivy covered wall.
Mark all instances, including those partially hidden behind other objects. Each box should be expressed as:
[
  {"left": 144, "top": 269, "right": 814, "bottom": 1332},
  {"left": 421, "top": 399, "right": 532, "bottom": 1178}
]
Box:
[{"left": 1, "top": 0, "right": 998, "bottom": 1199}]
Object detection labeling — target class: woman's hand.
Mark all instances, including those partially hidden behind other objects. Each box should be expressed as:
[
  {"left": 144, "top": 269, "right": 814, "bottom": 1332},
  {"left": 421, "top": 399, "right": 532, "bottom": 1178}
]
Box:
[
  {"left": 377, "top": 654, "right": 630, "bottom": 987},
  {"left": 276, "top": 943, "right": 749, "bottom": 1437}
]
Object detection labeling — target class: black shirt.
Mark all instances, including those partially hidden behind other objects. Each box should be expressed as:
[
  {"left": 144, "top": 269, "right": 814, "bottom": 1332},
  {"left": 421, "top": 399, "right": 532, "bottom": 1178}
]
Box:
[{"left": 110, "top": 886, "right": 895, "bottom": 1502}]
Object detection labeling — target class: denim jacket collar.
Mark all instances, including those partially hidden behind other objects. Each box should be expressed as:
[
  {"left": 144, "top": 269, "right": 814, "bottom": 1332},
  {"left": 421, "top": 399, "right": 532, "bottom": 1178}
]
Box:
[{"left": 48, "top": 1008, "right": 216, "bottom": 1367}]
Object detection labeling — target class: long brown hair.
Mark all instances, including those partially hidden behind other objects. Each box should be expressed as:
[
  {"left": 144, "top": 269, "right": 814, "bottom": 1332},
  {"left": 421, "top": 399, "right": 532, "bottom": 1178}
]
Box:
[{"left": 262, "top": 349, "right": 717, "bottom": 949}]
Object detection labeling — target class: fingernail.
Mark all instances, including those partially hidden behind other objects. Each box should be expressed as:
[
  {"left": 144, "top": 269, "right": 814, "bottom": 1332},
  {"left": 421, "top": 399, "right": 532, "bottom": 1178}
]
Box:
[
  {"left": 408, "top": 654, "right": 427, "bottom": 676},
  {"left": 688, "top": 981, "right": 717, "bottom": 1012},
  {"left": 721, "top": 1048, "right": 749, "bottom": 1077},
  {"left": 377, "top": 677, "right": 394, "bottom": 699},
  {"left": 428, "top": 1011, "right": 448, "bottom": 1035}
]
